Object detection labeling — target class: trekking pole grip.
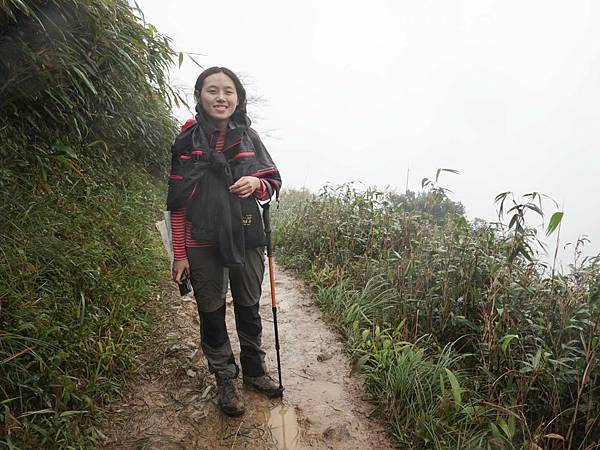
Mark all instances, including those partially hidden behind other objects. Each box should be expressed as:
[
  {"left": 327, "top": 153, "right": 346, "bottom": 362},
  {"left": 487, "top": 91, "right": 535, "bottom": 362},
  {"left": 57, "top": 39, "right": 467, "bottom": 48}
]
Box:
[{"left": 262, "top": 202, "right": 273, "bottom": 257}]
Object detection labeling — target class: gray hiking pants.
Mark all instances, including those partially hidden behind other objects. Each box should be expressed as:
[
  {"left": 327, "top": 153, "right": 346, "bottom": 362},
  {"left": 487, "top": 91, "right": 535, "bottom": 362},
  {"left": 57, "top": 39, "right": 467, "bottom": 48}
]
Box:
[{"left": 187, "top": 246, "right": 267, "bottom": 379}]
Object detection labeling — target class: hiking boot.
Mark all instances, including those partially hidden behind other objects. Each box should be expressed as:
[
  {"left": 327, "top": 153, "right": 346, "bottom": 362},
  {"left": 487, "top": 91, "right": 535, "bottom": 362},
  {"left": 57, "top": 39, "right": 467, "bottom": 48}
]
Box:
[
  {"left": 216, "top": 376, "right": 245, "bottom": 416},
  {"left": 243, "top": 373, "right": 283, "bottom": 398}
]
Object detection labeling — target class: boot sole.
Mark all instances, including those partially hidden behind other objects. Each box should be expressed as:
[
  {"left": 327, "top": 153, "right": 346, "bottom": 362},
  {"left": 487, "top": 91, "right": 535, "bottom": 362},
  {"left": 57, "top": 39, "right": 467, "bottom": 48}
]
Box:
[{"left": 221, "top": 404, "right": 246, "bottom": 416}]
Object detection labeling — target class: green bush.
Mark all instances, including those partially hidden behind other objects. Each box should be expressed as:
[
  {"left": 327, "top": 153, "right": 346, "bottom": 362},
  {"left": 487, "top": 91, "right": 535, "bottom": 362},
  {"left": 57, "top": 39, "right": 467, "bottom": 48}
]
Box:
[
  {"left": 273, "top": 184, "right": 600, "bottom": 449},
  {"left": 1, "top": 0, "right": 178, "bottom": 447},
  {"left": 1, "top": 161, "right": 168, "bottom": 447},
  {"left": 1, "top": 0, "right": 178, "bottom": 177}
]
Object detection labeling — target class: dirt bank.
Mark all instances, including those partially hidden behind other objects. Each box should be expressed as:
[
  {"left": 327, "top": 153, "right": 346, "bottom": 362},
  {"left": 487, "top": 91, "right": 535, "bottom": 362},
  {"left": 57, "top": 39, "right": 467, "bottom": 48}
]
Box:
[{"left": 100, "top": 263, "right": 393, "bottom": 449}]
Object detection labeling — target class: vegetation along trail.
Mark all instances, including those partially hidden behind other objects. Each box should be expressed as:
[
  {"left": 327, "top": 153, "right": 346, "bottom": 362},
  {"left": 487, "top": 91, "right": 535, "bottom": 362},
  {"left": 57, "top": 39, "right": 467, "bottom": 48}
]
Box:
[{"left": 101, "top": 262, "right": 393, "bottom": 449}]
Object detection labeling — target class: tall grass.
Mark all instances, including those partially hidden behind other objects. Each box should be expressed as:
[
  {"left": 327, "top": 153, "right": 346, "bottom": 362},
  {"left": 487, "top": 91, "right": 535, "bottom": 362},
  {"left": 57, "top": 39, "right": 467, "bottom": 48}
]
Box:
[
  {"left": 1, "top": 161, "right": 168, "bottom": 448},
  {"left": 1, "top": 1, "right": 177, "bottom": 447},
  {"left": 273, "top": 185, "right": 600, "bottom": 449}
]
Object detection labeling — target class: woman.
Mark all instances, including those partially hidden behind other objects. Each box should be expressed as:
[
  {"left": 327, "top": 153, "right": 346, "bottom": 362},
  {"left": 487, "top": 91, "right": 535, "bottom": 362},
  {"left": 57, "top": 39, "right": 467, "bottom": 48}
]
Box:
[{"left": 166, "top": 67, "right": 282, "bottom": 416}]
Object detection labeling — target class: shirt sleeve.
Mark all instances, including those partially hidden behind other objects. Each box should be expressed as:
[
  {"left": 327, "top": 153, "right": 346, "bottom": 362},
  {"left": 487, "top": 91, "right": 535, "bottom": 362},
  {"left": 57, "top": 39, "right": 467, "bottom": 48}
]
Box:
[
  {"left": 254, "top": 178, "right": 272, "bottom": 201},
  {"left": 170, "top": 208, "right": 188, "bottom": 260}
]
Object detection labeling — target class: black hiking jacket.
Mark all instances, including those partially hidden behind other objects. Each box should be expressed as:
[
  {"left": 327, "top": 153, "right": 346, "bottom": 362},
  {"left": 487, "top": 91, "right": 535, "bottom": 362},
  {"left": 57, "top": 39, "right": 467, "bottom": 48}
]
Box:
[{"left": 166, "top": 112, "right": 281, "bottom": 268}]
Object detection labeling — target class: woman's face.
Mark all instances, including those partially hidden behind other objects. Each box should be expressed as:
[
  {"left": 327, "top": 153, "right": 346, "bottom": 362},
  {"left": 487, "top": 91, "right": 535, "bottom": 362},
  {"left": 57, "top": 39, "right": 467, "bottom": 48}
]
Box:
[{"left": 199, "top": 72, "right": 239, "bottom": 126}]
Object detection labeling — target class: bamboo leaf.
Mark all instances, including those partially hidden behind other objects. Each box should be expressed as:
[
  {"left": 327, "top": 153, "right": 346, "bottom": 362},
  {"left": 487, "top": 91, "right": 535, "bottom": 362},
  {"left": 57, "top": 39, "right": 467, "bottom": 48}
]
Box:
[
  {"left": 525, "top": 203, "right": 543, "bottom": 216},
  {"left": 532, "top": 348, "right": 543, "bottom": 369},
  {"left": 543, "top": 433, "right": 565, "bottom": 441},
  {"left": 51, "top": 145, "right": 77, "bottom": 159},
  {"left": 490, "top": 422, "right": 502, "bottom": 440},
  {"left": 435, "top": 168, "right": 459, "bottom": 183},
  {"left": 351, "top": 354, "right": 371, "bottom": 374},
  {"left": 497, "top": 417, "right": 512, "bottom": 439},
  {"left": 187, "top": 54, "right": 204, "bottom": 69},
  {"left": 500, "top": 334, "right": 519, "bottom": 354},
  {"left": 545, "top": 211, "right": 564, "bottom": 236},
  {"left": 18, "top": 409, "right": 54, "bottom": 418},
  {"left": 71, "top": 67, "right": 97, "bottom": 95},
  {"left": 59, "top": 410, "right": 88, "bottom": 418},
  {"left": 444, "top": 368, "right": 462, "bottom": 409},
  {"left": 494, "top": 192, "right": 510, "bottom": 203}
]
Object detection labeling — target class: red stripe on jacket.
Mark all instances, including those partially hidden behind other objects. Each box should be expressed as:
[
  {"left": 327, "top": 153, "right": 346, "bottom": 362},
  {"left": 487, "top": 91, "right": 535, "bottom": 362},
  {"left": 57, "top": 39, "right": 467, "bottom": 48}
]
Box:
[
  {"left": 250, "top": 168, "right": 277, "bottom": 177},
  {"left": 231, "top": 151, "right": 256, "bottom": 160}
]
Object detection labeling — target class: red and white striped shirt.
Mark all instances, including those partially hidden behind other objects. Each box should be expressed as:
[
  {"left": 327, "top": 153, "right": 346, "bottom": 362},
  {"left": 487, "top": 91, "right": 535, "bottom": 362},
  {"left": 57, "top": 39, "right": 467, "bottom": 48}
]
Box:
[{"left": 170, "top": 132, "right": 271, "bottom": 260}]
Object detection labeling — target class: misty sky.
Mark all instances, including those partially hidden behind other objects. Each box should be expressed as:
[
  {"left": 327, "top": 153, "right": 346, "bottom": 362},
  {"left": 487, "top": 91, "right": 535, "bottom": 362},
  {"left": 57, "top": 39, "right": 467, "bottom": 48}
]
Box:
[{"left": 136, "top": 0, "right": 599, "bottom": 267}]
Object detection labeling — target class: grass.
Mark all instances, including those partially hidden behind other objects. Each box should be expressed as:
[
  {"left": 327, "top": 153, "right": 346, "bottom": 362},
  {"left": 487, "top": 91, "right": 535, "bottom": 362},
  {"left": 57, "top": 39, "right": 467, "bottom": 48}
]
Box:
[
  {"left": 0, "top": 160, "right": 171, "bottom": 448},
  {"left": 273, "top": 184, "right": 600, "bottom": 449}
]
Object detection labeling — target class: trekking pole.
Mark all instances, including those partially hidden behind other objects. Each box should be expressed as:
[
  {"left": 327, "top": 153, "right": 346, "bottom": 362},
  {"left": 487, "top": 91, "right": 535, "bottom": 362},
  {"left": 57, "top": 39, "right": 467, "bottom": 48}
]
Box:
[{"left": 262, "top": 202, "right": 284, "bottom": 396}]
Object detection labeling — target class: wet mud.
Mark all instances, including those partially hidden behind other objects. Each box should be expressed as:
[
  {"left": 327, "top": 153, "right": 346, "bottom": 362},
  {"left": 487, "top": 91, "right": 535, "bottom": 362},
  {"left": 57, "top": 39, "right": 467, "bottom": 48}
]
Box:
[{"left": 101, "top": 263, "right": 393, "bottom": 449}]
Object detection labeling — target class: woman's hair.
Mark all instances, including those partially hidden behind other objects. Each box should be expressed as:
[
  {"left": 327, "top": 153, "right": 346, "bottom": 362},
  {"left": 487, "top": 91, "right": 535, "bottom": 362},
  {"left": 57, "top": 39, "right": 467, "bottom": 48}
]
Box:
[{"left": 194, "top": 66, "right": 247, "bottom": 121}]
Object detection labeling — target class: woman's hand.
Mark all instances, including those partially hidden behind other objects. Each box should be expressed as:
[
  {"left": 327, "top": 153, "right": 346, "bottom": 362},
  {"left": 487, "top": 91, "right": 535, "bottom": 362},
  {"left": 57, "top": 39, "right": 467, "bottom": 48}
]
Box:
[
  {"left": 172, "top": 258, "right": 190, "bottom": 284},
  {"left": 229, "top": 176, "right": 260, "bottom": 199}
]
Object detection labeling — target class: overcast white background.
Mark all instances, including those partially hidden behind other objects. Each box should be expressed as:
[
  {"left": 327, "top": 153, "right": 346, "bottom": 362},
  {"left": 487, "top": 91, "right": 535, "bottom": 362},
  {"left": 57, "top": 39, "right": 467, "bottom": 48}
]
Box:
[{"left": 136, "top": 0, "right": 599, "bottom": 269}]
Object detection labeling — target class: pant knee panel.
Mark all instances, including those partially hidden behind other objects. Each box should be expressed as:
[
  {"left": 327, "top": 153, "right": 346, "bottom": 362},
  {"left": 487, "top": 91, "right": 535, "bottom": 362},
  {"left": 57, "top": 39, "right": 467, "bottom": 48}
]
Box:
[{"left": 200, "top": 305, "right": 229, "bottom": 347}]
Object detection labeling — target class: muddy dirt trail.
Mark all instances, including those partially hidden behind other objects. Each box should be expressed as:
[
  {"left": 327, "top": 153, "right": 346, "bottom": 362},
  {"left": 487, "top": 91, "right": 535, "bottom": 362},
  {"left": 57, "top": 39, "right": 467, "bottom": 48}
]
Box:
[{"left": 101, "top": 263, "right": 393, "bottom": 449}]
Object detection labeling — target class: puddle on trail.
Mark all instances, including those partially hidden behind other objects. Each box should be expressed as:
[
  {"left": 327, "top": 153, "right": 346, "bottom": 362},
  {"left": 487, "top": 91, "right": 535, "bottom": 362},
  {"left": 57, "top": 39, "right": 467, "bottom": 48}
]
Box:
[{"left": 261, "top": 404, "right": 300, "bottom": 450}]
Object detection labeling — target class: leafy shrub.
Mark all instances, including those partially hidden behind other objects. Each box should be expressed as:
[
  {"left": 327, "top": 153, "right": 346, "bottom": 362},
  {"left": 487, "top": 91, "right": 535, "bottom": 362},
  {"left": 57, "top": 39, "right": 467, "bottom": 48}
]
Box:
[
  {"left": 1, "top": 161, "right": 168, "bottom": 447},
  {"left": 1, "top": 1, "right": 177, "bottom": 447},
  {"left": 274, "top": 184, "right": 600, "bottom": 449}
]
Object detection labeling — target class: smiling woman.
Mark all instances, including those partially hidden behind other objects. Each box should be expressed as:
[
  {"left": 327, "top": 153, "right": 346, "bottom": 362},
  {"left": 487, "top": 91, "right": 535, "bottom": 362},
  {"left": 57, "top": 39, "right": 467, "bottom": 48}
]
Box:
[
  {"left": 198, "top": 72, "right": 239, "bottom": 131},
  {"left": 165, "top": 66, "right": 283, "bottom": 417}
]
